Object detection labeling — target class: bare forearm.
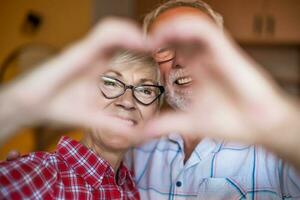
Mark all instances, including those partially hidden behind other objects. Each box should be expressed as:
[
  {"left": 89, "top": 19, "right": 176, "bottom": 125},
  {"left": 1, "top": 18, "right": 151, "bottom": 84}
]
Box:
[
  {"left": 276, "top": 112, "right": 300, "bottom": 170},
  {"left": 260, "top": 102, "right": 300, "bottom": 171},
  {"left": 0, "top": 87, "right": 31, "bottom": 146}
]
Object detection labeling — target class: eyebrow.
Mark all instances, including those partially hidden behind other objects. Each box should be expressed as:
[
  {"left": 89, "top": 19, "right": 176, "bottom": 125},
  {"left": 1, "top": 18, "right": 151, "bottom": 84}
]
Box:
[
  {"left": 139, "top": 78, "right": 158, "bottom": 85},
  {"left": 104, "top": 70, "right": 123, "bottom": 77},
  {"left": 103, "top": 71, "right": 158, "bottom": 85}
]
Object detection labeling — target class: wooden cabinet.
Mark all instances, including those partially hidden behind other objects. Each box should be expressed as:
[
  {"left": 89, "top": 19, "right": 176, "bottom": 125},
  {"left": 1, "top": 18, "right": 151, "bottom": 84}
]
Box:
[
  {"left": 135, "top": 0, "right": 300, "bottom": 44},
  {"left": 206, "top": 0, "right": 264, "bottom": 43},
  {"left": 135, "top": 0, "right": 164, "bottom": 22},
  {"left": 208, "top": 0, "right": 300, "bottom": 44},
  {"left": 265, "top": 0, "right": 300, "bottom": 44}
]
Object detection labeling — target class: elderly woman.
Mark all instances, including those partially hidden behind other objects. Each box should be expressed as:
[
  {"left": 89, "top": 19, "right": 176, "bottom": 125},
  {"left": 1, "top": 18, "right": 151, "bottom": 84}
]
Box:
[{"left": 0, "top": 51, "right": 164, "bottom": 200}]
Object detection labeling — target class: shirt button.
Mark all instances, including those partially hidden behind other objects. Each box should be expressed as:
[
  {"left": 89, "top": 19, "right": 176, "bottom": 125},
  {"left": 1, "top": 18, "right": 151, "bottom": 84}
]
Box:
[{"left": 176, "top": 181, "right": 182, "bottom": 187}]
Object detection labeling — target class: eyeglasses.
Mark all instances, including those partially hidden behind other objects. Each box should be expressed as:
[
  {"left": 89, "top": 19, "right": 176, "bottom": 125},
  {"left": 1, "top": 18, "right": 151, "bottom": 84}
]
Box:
[
  {"left": 99, "top": 75, "right": 165, "bottom": 106},
  {"left": 153, "top": 47, "right": 176, "bottom": 63}
]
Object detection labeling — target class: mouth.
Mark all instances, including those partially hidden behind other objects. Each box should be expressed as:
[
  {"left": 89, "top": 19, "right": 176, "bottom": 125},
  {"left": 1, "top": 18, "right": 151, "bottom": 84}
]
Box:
[
  {"left": 111, "top": 115, "right": 138, "bottom": 126},
  {"left": 174, "top": 76, "right": 193, "bottom": 86}
]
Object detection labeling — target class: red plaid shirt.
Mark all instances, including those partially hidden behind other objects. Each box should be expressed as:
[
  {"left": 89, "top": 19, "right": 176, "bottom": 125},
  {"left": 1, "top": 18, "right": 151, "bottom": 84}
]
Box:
[{"left": 0, "top": 136, "right": 140, "bottom": 200}]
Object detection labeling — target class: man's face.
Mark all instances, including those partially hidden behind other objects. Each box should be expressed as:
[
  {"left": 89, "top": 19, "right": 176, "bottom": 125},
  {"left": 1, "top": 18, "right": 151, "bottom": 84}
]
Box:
[{"left": 149, "top": 6, "right": 213, "bottom": 110}]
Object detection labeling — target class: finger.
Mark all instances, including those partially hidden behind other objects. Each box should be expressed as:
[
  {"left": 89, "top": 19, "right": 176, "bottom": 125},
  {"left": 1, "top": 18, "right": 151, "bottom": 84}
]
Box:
[
  {"left": 52, "top": 17, "right": 146, "bottom": 76},
  {"left": 150, "top": 15, "right": 279, "bottom": 103},
  {"left": 6, "top": 150, "right": 21, "bottom": 161},
  {"left": 47, "top": 109, "right": 135, "bottom": 137},
  {"left": 143, "top": 111, "right": 196, "bottom": 138},
  {"left": 143, "top": 109, "right": 254, "bottom": 145},
  {"left": 142, "top": 67, "right": 254, "bottom": 144},
  {"left": 80, "top": 112, "right": 151, "bottom": 146},
  {"left": 189, "top": 67, "right": 258, "bottom": 144},
  {"left": 14, "top": 18, "right": 146, "bottom": 102},
  {"left": 85, "top": 17, "right": 148, "bottom": 60},
  {"left": 7, "top": 18, "right": 147, "bottom": 127}
]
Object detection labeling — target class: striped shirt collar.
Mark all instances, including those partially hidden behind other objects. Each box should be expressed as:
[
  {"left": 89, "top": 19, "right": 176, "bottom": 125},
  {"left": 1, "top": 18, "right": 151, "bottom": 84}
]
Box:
[{"left": 168, "top": 133, "right": 222, "bottom": 162}]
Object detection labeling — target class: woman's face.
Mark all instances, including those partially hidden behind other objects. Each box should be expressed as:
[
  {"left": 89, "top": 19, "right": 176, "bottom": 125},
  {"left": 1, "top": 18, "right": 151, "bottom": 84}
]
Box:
[{"left": 91, "top": 62, "right": 161, "bottom": 151}]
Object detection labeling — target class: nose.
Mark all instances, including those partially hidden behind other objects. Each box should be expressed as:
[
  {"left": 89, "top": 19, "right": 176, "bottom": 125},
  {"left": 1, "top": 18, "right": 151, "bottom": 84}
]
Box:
[
  {"left": 114, "top": 89, "right": 136, "bottom": 110},
  {"left": 172, "top": 53, "right": 186, "bottom": 69}
]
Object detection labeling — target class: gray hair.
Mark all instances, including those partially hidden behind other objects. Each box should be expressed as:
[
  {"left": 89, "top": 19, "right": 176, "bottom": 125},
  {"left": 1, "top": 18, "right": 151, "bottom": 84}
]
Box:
[
  {"left": 143, "top": 0, "right": 223, "bottom": 33},
  {"left": 109, "top": 50, "right": 164, "bottom": 107}
]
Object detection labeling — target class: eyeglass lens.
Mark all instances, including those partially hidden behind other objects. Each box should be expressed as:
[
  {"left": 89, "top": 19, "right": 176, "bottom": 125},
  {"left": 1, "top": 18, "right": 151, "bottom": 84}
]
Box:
[{"left": 99, "top": 76, "right": 162, "bottom": 105}]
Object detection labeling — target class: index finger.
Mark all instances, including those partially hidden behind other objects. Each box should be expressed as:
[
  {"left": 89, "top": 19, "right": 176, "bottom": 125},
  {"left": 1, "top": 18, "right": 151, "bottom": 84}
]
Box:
[{"left": 149, "top": 15, "right": 280, "bottom": 103}]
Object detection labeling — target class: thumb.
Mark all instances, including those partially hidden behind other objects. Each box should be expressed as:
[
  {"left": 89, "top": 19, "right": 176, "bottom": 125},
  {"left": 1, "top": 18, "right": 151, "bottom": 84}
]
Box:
[
  {"left": 6, "top": 150, "right": 21, "bottom": 161},
  {"left": 143, "top": 112, "right": 197, "bottom": 139}
]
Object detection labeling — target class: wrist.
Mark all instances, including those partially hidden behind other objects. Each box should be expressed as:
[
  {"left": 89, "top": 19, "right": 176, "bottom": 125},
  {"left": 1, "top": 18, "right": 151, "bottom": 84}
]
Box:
[
  {"left": 260, "top": 100, "right": 300, "bottom": 168},
  {"left": 0, "top": 85, "right": 36, "bottom": 135}
]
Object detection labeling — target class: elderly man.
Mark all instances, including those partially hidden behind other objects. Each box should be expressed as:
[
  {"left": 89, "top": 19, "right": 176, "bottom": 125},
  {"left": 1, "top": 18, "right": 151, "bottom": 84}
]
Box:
[
  {"left": 124, "top": 0, "right": 300, "bottom": 199},
  {"left": 1, "top": 0, "right": 300, "bottom": 199}
]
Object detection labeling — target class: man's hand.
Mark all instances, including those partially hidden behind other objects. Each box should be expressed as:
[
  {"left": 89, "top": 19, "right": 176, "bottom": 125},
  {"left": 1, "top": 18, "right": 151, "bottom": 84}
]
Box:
[
  {"left": 0, "top": 18, "right": 147, "bottom": 145},
  {"left": 145, "top": 15, "right": 300, "bottom": 169}
]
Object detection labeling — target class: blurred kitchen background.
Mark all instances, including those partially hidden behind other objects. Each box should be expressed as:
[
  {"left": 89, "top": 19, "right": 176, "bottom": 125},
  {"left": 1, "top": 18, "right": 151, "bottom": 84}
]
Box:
[{"left": 0, "top": 0, "right": 299, "bottom": 159}]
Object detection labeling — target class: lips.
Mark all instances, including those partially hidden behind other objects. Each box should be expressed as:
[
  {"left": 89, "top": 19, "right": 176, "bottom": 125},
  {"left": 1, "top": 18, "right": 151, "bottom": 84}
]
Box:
[
  {"left": 174, "top": 76, "right": 193, "bottom": 86},
  {"left": 118, "top": 117, "right": 137, "bottom": 126},
  {"left": 110, "top": 115, "right": 138, "bottom": 126},
  {"left": 169, "top": 68, "right": 193, "bottom": 87}
]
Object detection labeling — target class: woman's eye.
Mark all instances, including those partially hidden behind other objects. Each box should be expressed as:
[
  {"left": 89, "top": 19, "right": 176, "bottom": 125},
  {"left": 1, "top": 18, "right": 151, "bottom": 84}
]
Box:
[
  {"left": 143, "top": 89, "right": 152, "bottom": 95},
  {"left": 141, "top": 88, "right": 155, "bottom": 96},
  {"left": 104, "top": 80, "right": 117, "bottom": 86}
]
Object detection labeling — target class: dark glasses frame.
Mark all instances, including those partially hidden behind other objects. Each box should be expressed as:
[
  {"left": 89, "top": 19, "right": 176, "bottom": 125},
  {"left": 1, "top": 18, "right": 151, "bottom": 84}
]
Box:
[{"left": 99, "top": 75, "right": 165, "bottom": 106}]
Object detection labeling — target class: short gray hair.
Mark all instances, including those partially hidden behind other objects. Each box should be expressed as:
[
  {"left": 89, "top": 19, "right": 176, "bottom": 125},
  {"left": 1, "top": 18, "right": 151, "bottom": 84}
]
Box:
[
  {"left": 109, "top": 50, "right": 164, "bottom": 107},
  {"left": 109, "top": 51, "right": 161, "bottom": 84},
  {"left": 143, "top": 0, "right": 223, "bottom": 33}
]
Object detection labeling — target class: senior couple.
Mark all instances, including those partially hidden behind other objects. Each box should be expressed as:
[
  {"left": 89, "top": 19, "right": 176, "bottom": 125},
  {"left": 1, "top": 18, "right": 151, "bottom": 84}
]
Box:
[{"left": 1, "top": 0, "right": 300, "bottom": 199}]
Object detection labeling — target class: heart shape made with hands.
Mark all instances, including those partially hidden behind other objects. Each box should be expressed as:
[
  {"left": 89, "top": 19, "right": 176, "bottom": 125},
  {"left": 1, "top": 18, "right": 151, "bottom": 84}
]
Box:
[{"left": 12, "top": 15, "right": 294, "bottom": 147}]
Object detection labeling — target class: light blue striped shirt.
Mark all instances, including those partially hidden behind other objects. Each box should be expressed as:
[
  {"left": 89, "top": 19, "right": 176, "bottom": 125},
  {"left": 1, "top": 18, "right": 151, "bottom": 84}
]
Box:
[{"left": 125, "top": 134, "right": 300, "bottom": 200}]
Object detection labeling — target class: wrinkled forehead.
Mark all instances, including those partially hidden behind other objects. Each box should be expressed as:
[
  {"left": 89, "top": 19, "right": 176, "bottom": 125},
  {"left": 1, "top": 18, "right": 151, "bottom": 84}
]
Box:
[{"left": 149, "top": 6, "right": 214, "bottom": 33}]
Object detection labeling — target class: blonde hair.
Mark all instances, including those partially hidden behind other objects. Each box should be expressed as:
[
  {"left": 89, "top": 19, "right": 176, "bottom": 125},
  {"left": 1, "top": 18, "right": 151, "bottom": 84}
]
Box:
[
  {"left": 109, "top": 51, "right": 161, "bottom": 83},
  {"left": 109, "top": 50, "right": 164, "bottom": 107},
  {"left": 143, "top": 0, "right": 223, "bottom": 33}
]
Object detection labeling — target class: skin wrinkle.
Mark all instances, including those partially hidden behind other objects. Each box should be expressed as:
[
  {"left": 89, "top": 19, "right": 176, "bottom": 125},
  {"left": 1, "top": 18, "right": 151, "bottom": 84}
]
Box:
[
  {"left": 146, "top": 6, "right": 225, "bottom": 161},
  {"left": 82, "top": 53, "right": 160, "bottom": 171},
  {"left": 166, "top": 67, "right": 194, "bottom": 110},
  {"left": 149, "top": 7, "right": 215, "bottom": 112}
]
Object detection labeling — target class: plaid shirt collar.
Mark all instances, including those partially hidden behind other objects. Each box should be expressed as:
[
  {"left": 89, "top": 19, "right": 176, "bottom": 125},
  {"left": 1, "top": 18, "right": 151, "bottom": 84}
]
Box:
[{"left": 57, "top": 136, "right": 131, "bottom": 189}]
